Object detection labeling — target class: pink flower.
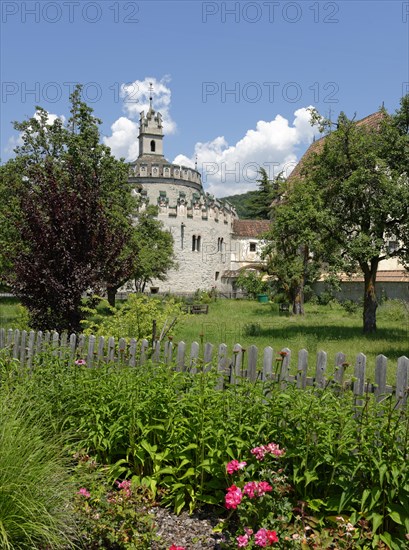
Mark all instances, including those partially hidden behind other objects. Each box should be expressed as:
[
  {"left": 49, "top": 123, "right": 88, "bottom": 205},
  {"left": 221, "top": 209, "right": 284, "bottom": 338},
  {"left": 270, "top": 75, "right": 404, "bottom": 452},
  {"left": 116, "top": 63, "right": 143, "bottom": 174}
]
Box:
[
  {"left": 237, "top": 534, "right": 250, "bottom": 547},
  {"left": 77, "top": 487, "right": 90, "bottom": 498},
  {"left": 265, "top": 443, "right": 285, "bottom": 457},
  {"left": 243, "top": 481, "right": 258, "bottom": 498},
  {"left": 257, "top": 481, "right": 273, "bottom": 496},
  {"left": 255, "top": 528, "right": 268, "bottom": 547},
  {"left": 251, "top": 443, "right": 285, "bottom": 460},
  {"left": 225, "top": 484, "right": 243, "bottom": 509},
  {"left": 254, "top": 529, "right": 279, "bottom": 546},
  {"left": 169, "top": 546, "right": 185, "bottom": 550},
  {"left": 226, "top": 459, "right": 247, "bottom": 474},
  {"left": 75, "top": 359, "right": 86, "bottom": 366},
  {"left": 251, "top": 446, "right": 266, "bottom": 460}
]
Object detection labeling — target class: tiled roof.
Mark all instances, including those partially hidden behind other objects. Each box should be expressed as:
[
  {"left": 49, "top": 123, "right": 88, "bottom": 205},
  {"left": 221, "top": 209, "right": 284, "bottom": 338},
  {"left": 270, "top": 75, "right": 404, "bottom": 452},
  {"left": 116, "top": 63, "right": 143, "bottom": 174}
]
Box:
[
  {"left": 232, "top": 219, "right": 271, "bottom": 238},
  {"left": 289, "top": 111, "right": 385, "bottom": 181}
]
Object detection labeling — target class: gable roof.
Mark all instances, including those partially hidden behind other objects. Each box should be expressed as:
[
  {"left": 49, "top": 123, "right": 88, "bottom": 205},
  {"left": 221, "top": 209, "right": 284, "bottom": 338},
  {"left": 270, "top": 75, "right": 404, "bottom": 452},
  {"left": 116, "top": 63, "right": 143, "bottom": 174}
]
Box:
[
  {"left": 232, "top": 219, "right": 271, "bottom": 238},
  {"left": 288, "top": 111, "right": 385, "bottom": 182}
]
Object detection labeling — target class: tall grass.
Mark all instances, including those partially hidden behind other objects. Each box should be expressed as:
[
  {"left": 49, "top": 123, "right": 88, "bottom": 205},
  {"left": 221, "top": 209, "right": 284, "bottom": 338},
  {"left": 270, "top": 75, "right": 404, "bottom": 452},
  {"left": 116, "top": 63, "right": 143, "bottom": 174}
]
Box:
[{"left": 0, "top": 391, "right": 76, "bottom": 549}]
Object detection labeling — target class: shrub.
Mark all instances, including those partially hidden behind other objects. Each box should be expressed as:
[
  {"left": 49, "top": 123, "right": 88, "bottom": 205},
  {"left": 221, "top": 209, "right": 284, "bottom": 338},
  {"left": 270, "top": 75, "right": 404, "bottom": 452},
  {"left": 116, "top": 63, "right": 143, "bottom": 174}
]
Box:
[{"left": 81, "top": 293, "right": 184, "bottom": 340}]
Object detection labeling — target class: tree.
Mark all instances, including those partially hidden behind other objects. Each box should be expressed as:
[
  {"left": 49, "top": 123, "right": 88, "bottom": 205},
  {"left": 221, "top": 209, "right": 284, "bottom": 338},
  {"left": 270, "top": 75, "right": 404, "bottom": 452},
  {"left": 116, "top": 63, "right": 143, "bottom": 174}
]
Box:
[
  {"left": 284, "top": 97, "right": 409, "bottom": 332},
  {"left": 0, "top": 87, "right": 138, "bottom": 332},
  {"left": 262, "top": 177, "right": 324, "bottom": 314},
  {"left": 245, "top": 168, "right": 281, "bottom": 219}
]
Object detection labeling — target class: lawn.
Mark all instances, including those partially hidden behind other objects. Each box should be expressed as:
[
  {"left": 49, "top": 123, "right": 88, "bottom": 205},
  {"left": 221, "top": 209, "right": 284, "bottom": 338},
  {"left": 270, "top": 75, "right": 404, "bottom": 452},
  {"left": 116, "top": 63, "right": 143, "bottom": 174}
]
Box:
[
  {"left": 1, "top": 296, "right": 408, "bottom": 383},
  {"left": 173, "top": 298, "right": 409, "bottom": 382}
]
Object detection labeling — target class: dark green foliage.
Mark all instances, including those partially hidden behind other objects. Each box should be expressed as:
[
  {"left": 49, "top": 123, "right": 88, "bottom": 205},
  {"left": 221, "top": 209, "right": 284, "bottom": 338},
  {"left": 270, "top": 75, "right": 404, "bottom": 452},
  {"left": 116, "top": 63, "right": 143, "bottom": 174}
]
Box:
[{"left": 0, "top": 86, "right": 137, "bottom": 332}]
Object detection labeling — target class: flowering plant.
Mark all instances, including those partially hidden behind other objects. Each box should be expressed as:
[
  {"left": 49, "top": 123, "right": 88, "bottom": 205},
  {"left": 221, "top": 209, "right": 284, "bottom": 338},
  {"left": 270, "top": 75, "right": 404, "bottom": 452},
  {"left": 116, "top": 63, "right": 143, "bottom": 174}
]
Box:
[{"left": 222, "top": 443, "right": 293, "bottom": 548}]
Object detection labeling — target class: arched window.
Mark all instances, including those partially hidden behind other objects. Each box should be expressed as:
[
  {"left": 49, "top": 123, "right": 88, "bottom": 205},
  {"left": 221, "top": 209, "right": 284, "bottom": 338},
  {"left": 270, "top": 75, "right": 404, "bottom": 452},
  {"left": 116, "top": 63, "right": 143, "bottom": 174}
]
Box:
[
  {"left": 150, "top": 140, "right": 156, "bottom": 152},
  {"left": 197, "top": 236, "right": 201, "bottom": 252},
  {"left": 192, "top": 235, "right": 196, "bottom": 251}
]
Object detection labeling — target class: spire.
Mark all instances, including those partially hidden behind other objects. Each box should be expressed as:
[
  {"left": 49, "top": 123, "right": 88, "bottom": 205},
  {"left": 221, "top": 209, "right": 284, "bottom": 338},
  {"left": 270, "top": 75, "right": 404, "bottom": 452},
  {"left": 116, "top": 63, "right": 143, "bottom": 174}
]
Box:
[{"left": 149, "top": 82, "right": 153, "bottom": 111}]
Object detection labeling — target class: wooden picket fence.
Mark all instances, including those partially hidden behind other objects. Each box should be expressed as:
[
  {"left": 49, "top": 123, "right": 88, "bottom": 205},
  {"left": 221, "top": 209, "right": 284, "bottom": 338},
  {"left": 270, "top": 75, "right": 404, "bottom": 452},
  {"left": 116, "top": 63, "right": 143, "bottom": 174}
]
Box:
[{"left": 0, "top": 327, "right": 408, "bottom": 406}]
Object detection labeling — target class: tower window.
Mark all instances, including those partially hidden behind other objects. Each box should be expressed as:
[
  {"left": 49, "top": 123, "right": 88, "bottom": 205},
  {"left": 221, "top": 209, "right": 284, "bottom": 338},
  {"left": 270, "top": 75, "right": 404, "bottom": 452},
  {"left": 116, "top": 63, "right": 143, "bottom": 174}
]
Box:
[
  {"left": 150, "top": 140, "right": 155, "bottom": 152},
  {"left": 192, "top": 235, "right": 201, "bottom": 252},
  {"left": 249, "top": 242, "right": 257, "bottom": 252}
]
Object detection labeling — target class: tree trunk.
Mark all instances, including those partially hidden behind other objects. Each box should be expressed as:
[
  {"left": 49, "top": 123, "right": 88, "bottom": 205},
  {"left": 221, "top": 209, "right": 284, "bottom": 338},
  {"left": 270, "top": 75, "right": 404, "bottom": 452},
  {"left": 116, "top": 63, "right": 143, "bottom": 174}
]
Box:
[
  {"left": 363, "top": 264, "right": 378, "bottom": 333},
  {"left": 107, "top": 286, "right": 117, "bottom": 308},
  {"left": 292, "top": 283, "right": 304, "bottom": 315}
]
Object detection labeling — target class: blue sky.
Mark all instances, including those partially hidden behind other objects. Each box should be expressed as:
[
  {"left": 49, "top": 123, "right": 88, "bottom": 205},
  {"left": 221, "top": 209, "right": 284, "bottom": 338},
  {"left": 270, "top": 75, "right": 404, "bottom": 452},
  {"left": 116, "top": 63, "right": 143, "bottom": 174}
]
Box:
[{"left": 1, "top": 0, "right": 408, "bottom": 196}]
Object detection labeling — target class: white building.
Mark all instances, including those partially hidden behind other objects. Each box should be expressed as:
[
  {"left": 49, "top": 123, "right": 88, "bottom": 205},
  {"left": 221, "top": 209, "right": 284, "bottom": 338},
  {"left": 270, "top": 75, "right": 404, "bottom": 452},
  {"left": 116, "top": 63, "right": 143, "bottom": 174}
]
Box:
[{"left": 128, "top": 100, "right": 270, "bottom": 294}]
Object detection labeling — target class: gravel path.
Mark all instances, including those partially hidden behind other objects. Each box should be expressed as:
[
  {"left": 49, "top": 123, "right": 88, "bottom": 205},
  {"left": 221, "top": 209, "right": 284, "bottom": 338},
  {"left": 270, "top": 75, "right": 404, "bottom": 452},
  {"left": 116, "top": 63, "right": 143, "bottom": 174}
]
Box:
[{"left": 151, "top": 507, "right": 225, "bottom": 549}]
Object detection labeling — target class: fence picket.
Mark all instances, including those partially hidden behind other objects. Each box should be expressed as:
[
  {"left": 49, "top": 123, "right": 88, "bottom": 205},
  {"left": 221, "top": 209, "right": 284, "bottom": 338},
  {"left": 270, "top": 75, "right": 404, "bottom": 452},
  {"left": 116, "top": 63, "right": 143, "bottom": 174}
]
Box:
[
  {"left": 97, "top": 336, "right": 105, "bottom": 362},
  {"left": 279, "top": 348, "right": 291, "bottom": 388},
  {"left": 118, "top": 338, "right": 127, "bottom": 364},
  {"left": 140, "top": 339, "right": 149, "bottom": 365},
  {"left": 353, "top": 353, "right": 367, "bottom": 416},
  {"left": 176, "top": 341, "right": 186, "bottom": 371},
  {"left": 69, "top": 333, "right": 76, "bottom": 360},
  {"left": 231, "top": 344, "right": 243, "bottom": 384},
  {"left": 107, "top": 337, "right": 115, "bottom": 363},
  {"left": 0, "top": 328, "right": 5, "bottom": 349},
  {"left": 12, "top": 330, "right": 20, "bottom": 359},
  {"left": 315, "top": 351, "right": 327, "bottom": 389},
  {"left": 216, "top": 343, "right": 228, "bottom": 389},
  {"left": 164, "top": 340, "right": 173, "bottom": 365},
  {"left": 396, "top": 356, "right": 409, "bottom": 408},
  {"left": 248, "top": 345, "right": 258, "bottom": 382},
  {"left": 374, "top": 354, "right": 387, "bottom": 401},
  {"left": 190, "top": 341, "right": 200, "bottom": 374},
  {"left": 262, "top": 346, "right": 273, "bottom": 381},
  {"left": 52, "top": 332, "right": 59, "bottom": 355},
  {"left": 203, "top": 342, "right": 214, "bottom": 373},
  {"left": 128, "top": 338, "right": 137, "bottom": 367},
  {"left": 87, "top": 335, "right": 96, "bottom": 368},
  {"left": 297, "top": 349, "right": 308, "bottom": 389},
  {"left": 19, "top": 330, "right": 27, "bottom": 365},
  {"left": 27, "top": 330, "right": 35, "bottom": 368},
  {"left": 333, "top": 352, "right": 347, "bottom": 389}
]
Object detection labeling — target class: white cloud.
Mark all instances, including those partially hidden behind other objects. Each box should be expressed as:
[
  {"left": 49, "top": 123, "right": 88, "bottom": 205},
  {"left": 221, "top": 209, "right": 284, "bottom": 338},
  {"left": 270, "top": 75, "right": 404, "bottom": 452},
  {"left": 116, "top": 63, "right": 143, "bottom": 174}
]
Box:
[
  {"left": 173, "top": 107, "right": 317, "bottom": 197},
  {"left": 103, "top": 76, "right": 176, "bottom": 161},
  {"left": 103, "top": 117, "right": 139, "bottom": 161}
]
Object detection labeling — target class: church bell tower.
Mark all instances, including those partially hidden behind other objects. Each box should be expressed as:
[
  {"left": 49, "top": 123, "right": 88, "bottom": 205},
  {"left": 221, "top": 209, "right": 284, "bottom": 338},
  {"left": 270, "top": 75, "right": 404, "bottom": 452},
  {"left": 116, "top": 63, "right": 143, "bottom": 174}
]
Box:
[{"left": 138, "top": 83, "right": 165, "bottom": 158}]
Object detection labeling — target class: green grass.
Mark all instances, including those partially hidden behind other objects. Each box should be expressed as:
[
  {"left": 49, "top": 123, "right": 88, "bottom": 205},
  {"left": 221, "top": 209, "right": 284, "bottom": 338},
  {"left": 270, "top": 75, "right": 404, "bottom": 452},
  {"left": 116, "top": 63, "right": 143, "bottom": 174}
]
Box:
[
  {"left": 173, "top": 299, "right": 409, "bottom": 382},
  {"left": 1, "top": 296, "right": 408, "bottom": 383},
  {"left": 0, "top": 298, "right": 23, "bottom": 328}
]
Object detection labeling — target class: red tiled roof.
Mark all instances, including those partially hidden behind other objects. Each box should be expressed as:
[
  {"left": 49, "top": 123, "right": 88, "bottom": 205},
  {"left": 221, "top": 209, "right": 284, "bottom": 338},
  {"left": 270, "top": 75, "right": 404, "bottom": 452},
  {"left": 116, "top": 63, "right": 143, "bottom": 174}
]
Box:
[
  {"left": 289, "top": 111, "right": 385, "bottom": 181},
  {"left": 232, "top": 219, "right": 271, "bottom": 238}
]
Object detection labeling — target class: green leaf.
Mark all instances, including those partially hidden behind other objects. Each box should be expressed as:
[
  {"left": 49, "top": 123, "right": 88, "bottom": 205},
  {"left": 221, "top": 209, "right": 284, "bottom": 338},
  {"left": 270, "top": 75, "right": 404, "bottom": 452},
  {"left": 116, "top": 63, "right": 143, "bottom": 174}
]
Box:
[{"left": 174, "top": 491, "right": 185, "bottom": 515}]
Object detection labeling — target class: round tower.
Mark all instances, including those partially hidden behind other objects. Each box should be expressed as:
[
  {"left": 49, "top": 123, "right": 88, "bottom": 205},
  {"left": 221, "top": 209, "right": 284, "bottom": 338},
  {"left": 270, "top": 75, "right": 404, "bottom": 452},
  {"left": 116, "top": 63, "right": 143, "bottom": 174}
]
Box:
[{"left": 128, "top": 97, "right": 238, "bottom": 293}]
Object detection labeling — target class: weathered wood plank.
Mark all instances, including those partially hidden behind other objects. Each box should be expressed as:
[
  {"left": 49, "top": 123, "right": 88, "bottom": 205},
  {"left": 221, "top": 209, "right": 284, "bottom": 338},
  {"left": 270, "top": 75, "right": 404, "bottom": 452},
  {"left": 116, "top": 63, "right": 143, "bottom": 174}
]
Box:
[
  {"left": 203, "top": 342, "right": 214, "bottom": 372},
  {"left": 216, "top": 343, "right": 228, "bottom": 390},
  {"left": 12, "top": 329, "right": 20, "bottom": 359},
  {"left": 396, "top": 356, "right": 409, "bottom": 408},
  {"left": 140, "top": 339, "right": 149, "bottom": 365},
  {"left": 19, "top": 330, "right": 27, "bottom": 366},
  {"left": 97, "top": 336, "right": 105, "bottom": 363},
  {"left": 247, "top": 345, "right": 258, "bottom": 382},
  {"left": 333, "top": 352, "right": 347, "bottom": 389},
  {"left": 231, "top": 343, "right": 243, "bottom": 384},
  {"left": 297, "top": 349, "right": 308, "bottom": 389},
  {"left": 87, "top": 335, "right": 96, "bottom": 368},
  {"left": 279, "top": 348, "right": 291, "bottom": 388},
  {"left": 262, "top": 346, "right": 273, "bottom": 381},
  {"left": 26, "top": 330, "right": 35, "bottom": 369},
  {"left": 190, "top": 341, "right": 200, "bottom": 374},
  {"left": 374, "top": 354, "right": 387, "bottom": 401},
  {"left": 128, "top": 338, "right": 137, "bottom": 367},
  {"left": 107, "top": 337, "right": 115, "bottom": 363},
  {"left": 315, "top": 351, "right": 327, "bottom": 389},
  {"left": 176, "top": 341, "right": 186, "bottom": 371},
  {"left": 118, "top": 338, "right": 127, "bottom": 364}
]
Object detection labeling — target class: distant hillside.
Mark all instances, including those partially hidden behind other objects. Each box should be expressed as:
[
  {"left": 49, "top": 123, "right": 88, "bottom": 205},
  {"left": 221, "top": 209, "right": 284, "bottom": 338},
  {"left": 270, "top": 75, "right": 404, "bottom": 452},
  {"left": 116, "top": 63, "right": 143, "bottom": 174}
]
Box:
[{"left": 220, "top": 191, "right": 258, "bottom": 219}]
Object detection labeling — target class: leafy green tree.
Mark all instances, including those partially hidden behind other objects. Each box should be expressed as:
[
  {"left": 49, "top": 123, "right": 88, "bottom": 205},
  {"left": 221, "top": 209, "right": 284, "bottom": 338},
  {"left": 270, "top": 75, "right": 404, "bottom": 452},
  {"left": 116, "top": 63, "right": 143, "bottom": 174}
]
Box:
[
  {"left": 284, "top": 97, "right": 409, "bottom": 331},
  {"left": 245, "top": 168, "right": 280, "bottom": 219},
  {"left": 262, "top": 178, "right": 324, "bottom": 314},
  {"left": 0, "top": 87, "right": 137, "bottom": 332},
  {"left": 236, "top": 269, "right": 268, "bottom": 299}
]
